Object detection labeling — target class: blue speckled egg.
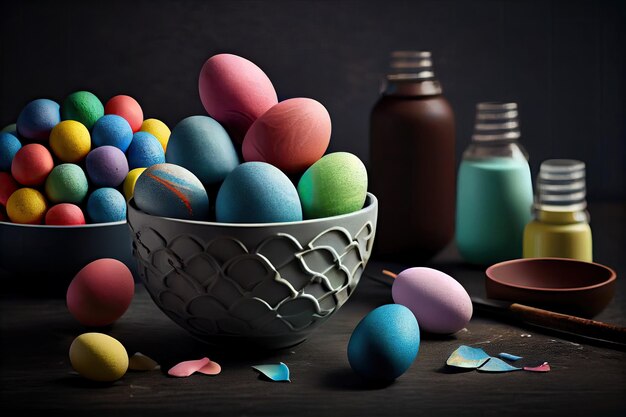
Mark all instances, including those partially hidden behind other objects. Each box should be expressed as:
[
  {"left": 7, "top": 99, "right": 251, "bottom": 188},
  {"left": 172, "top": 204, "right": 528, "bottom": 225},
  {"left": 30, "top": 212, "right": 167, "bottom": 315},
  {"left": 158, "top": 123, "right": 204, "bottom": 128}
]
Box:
[
  {"left": 0, "top": 132, "right": 22, "bottom": 171},
  {"left": 134, "top": 163, "right": 209, "bottom": 220},
  {"left": 16, "top": 99, "right": 61, "bottom": 141},
  {"left": 166, "top": 115, "right": 239, "bottom": 186},
  {"left": 347, "top": 304, "right": 420, "bottom": 381},
  {"left": 86, "top": 188, "right": 127, "bottom": 223},
  {"left": 92, "top": 114, "right": 133, "bottom": 152},
  {"left": 216, "top": 161, "right": 302, "bottom": 223},
  {"left": 126, "top": 132, "right": 165, "bottom": 169}
]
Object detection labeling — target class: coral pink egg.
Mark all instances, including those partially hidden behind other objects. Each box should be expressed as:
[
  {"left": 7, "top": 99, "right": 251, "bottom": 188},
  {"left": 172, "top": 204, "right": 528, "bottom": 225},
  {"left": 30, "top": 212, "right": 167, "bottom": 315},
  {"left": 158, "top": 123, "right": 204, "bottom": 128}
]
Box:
[
  {"left": 45, "top": 203, "right": 86, "bottom": 225},
  {"left": 105, "top": 95, "right": 143, "bottom": 132},
  {"left": 66, "top": 258, "right": 135, "bottom": 326},
  {"left": 198, "top": 53, "right": 278, "bottom": 143},
  {"left": 11, "top": 143, "right": 54, "bottom": 186},
  {"left": 0, "top": 172, "right": 19, "bottom": 206},
  {"left": 243, "top": 98, "right": 331, "bottom": 174}
]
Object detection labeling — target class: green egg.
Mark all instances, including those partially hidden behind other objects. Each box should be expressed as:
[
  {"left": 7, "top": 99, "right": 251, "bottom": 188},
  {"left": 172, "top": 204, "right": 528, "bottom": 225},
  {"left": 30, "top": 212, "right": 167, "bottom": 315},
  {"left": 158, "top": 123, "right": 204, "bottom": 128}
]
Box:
[
  {"left": 297, "top": 152, "right": 367, "bottom": 219},
  {"left": 45, "top": 163, "right": 89, "bottom": 204}
]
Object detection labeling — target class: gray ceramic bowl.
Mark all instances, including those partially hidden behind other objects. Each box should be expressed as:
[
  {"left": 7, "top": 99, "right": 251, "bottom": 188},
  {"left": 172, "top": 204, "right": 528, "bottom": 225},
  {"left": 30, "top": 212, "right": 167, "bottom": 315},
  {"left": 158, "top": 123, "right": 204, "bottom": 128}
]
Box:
[
  {"left": 0, "top": 220, "right": 135, "bottom": 294},
  {"left": 127, "top": 193, "right": 378, "bottom": 350}
]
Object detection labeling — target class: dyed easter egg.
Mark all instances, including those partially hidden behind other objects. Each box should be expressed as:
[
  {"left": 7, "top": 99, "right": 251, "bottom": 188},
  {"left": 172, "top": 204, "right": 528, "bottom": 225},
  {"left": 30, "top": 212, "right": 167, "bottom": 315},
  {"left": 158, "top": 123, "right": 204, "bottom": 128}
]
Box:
[
  {"left": 92, "top": 114, "right": 133, "bottom": 152},
  {"left": 1, "top": 123, "right": 18, "bottom": 136},
  {"left": 0, "top": 172, "right": 18, "bottom": 206},
  {"left": 166, "top": 115, "right": 239, "bottom": 186},
  {"left": 134, "top": 163, "right": 209, "bottom": 220},
  {"left": 69, "top": 333, "right": 128, "bottom": 382},
  {"left": 392, "top": 267, "right": 473, "bottom": 334},
  {"left": 140, "top": 118, "right": 170, "bottom": 151},
  {"left": 216, "top": 162, "right": 302, "bottom": 223},
  {"left": 86, "top": 187, "right": 126, "bottom": 223},
  {"left": 85, "top": 145, "right": 129, "bottom": 187},
  {"left": 198, "top": 53, "right": 278, "bottom": 143},
  {"left": 61, "top": 91, "right": 104, "bottom": 129},
  {"left": 243, "top": 98, "right": 331, "bottom": 174},
  {"left": 105, "top": 95, "right": 143, "bottom": 132},
  {"left": 67, "top": 258, "right": 134, "bottom": 326},
  {"left": 11, "top": 143, "right": 54, "bottom": 186},
  {"left": 49, "top": 120, "right": 91, "bottom": 162},
  {"left": 126, "top": 132, "right": 165, "bottom": 169},
  {"left": 45, "top": 163, "right": 89, "bottom": 204},
  {"left": 123, "top": 167, "right": 146, "bottom": 201},
  {"left": 45, "top": 203, "right": 86, "bottom": 225},
  {"left": 16, "top": 98, "right": 61, "bottom": 141},
  {"left": 347, "top": 304, "right": 420, "bottom": 381},
  {"left": 6, "top": 188, "right": 48, "bottom": 224},
  {"left": 0, "top": 132, "right": 21, "bottom": 171},
  {"left": 298, "top": 152, "right": 368, "bottom": 219}
]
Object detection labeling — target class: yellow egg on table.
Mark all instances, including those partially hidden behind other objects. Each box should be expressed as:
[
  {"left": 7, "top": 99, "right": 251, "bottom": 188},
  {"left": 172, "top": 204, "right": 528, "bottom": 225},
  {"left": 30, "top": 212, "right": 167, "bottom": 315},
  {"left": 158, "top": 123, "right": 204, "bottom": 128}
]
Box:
[
  {"left": 6, "top": 188, "right": 47, "bottom": 224},
  {"left": 69, "top": 333, "right": 128, "bottom": 382},
  {"left": 140, "top": 118, "right": 170, "bottom": 152},
  {"left": 123, "top": 167, "right": 147, "bottom": 200},
  {"left": 49, "top": 120, "right": 91, "bottom": 162}
]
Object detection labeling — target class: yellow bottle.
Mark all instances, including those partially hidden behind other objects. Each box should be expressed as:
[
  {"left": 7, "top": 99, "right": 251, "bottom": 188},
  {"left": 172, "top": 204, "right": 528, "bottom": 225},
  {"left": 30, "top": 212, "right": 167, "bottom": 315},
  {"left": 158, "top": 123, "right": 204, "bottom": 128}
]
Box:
[{"left": 523, "top": 159, "right": 592, "bottom": 261}]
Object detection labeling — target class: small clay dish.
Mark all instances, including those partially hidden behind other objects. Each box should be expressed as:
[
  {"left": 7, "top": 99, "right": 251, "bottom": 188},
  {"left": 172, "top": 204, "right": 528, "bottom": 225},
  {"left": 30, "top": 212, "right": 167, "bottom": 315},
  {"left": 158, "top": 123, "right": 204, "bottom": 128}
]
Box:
[{"left": 485, "top": 257, "right": 617, "bottom": 318}]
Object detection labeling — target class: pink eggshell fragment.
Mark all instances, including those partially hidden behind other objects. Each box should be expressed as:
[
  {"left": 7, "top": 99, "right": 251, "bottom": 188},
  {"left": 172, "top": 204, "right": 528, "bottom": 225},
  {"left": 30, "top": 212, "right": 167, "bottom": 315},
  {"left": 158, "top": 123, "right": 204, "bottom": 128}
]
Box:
[
  {"left": 243, "top": 98, "right": 331, "bottom": 174},
  {"left": 524, "top": 362, "right": 551, "bottom": 372},
  {"left": 199, "top": 54, "right": 278, "bottom": 143},
  {"left": 392, "top": 267, "right": 473, "bottom": 334},
  {"left": 197, "top": 360, "right": 222, "bottom": 376},
  {"left": 168, "top": 357, "right": 210, "bottom": 377}
]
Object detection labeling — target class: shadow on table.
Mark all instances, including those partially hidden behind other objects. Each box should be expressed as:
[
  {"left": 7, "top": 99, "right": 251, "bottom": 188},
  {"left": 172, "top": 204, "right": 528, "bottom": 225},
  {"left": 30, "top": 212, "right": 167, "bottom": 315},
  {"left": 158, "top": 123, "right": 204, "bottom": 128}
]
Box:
[{"left": 320, "top": 367, "right": 395, "bottom": 391}]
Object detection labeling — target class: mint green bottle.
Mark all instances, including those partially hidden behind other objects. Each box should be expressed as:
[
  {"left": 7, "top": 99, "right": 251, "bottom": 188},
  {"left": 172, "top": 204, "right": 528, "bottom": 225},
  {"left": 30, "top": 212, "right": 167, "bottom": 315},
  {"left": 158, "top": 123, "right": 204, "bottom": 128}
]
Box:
[{"left": 456, "top": 102, "right": 534, "bottom": 265}]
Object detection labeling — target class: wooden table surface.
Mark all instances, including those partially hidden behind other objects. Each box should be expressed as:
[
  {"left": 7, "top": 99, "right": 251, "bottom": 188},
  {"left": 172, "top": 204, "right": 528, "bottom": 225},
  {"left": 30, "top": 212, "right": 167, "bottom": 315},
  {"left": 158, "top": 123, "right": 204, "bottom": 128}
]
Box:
[{"left": 1, "top": 203, "right": 625, "bottom": 416}]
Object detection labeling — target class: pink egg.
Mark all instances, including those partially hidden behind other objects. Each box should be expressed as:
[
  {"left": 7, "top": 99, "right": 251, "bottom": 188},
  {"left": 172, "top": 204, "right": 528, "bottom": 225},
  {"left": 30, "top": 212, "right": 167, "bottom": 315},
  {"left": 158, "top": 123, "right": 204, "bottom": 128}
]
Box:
[
  {"left": 392, "top": 267, "right": 473, "bottom": 334},
  {"left": 67, "top": 258, "right": 134, "bottom": 326},
  {"left": 198, "top": 53, "right": 278, "bottom": 143},
  {"left": 242, "top": 98, "right": 331, "bottom": 174},
  {"left": 45, "top": 203, "right": 86, "bottom": 225}
]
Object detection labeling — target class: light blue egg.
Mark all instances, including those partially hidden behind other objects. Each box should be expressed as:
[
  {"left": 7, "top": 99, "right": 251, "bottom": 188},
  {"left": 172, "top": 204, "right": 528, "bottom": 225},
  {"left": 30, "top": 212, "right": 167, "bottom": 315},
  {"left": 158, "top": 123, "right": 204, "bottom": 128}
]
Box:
[
  {"left": 347, "top": 304, "right": 420, "bottom": 381},
  {"left": 216, "top": 162, "right": 302, "bottom": 223},
  {"left": 92, "top": 114, "right": 133, "bottom": 151},
  {"left": 87, "top": 188, "right": 127, "bottom": 223},
  {"left": 126, "top": 131, "right": 165, "bottom": 169},
  {"left": 0, "top": 132, "right": 21, "bottom": 171},
  {"left": 166, "top": 115, "right": 239, "bottom": 186}
]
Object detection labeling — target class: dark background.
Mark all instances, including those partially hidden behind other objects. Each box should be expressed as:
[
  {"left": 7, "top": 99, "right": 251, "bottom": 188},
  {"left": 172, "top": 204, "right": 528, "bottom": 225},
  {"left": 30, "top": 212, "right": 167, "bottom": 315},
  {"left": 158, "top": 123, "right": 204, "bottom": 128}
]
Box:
[{"left": 2, "top": 0, "right": 624, "bottom": 200}]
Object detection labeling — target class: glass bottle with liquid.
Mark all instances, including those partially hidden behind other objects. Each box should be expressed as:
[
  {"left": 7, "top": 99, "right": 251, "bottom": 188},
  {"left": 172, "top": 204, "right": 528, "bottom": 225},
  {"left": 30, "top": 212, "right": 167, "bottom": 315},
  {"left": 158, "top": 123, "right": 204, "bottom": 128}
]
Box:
[
  {"left": 523, "top": 159, "right": 592, "bottom": 261},
  {"left": 455, "top": 102, "right": 534, "bottom": 265},
  {"left": 369, "top": 51, "right": 455, "bottom": 262}
]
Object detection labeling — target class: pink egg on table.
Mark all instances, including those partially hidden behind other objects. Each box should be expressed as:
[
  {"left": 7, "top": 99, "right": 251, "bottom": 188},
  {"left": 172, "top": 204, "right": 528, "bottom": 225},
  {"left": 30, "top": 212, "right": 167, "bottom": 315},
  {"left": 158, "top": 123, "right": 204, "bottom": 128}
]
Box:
[
  {"left": 198, "top": 53, "right": 278, "bottom": 143},
  {"left": 45, "top": 203, "right": 86, "bottom": 225},
  {"left": 0, "top": 172, "right": 19, "bottom": 206},
  {"left": 242, "top": 98, "right": 331, "bottom": 174},
  {"left": 392, "top": 267, "right": 473, "bottom": 334},
  {"left": 67, "top": 258, "right": 135, "bottom": 326}
]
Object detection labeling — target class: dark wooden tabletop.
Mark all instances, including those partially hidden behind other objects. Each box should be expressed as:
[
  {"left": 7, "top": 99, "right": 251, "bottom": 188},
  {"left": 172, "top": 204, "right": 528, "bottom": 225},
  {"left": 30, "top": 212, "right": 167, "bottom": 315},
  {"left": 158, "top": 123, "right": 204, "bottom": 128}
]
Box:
[{"left": 1, "top": 202, "right": 625, "bottom": 416}]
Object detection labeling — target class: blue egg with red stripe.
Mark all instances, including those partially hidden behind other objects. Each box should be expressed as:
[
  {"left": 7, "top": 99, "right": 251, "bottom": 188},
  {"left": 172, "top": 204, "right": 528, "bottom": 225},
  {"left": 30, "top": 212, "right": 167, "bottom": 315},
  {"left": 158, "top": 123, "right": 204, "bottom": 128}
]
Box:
[{"left": 134, "top": 163, "right": 209, "bottom": 220}]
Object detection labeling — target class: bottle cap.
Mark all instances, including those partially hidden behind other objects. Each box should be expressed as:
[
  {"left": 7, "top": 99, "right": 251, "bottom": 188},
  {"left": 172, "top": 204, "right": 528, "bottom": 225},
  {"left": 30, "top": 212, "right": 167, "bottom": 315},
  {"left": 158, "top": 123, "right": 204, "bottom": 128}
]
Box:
[
  {"left": 388, "top": 51, "right": 435, "bottom": 81},
  {"left": 536, "top": 159, "right": 587, "bottom": 211},
  {"left": 472, "top": 102, "right": 521, "bottom": 142}
]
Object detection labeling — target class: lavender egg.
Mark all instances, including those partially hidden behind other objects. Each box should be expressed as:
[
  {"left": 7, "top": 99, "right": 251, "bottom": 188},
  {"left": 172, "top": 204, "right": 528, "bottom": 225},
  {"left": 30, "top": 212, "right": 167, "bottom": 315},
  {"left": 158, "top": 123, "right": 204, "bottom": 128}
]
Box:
[{"left": 85, "top": 146, "right": 129, "bottom": 187}]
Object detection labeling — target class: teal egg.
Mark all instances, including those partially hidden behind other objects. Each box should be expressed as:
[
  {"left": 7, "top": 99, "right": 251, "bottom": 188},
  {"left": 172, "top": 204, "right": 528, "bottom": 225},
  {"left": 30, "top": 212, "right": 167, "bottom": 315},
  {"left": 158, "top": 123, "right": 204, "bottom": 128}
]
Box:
[
  {"left": 297, "top": 152, "right": 367, "bottom": 219},
  {"left": 45, "top": 163, "right": 89, "bottom": 204},
  {"left": 216, "top": 162, "right": 302, "bottom": 223},
  {"left": 347, "top": 304, "right": 420, "bottom": 381}
]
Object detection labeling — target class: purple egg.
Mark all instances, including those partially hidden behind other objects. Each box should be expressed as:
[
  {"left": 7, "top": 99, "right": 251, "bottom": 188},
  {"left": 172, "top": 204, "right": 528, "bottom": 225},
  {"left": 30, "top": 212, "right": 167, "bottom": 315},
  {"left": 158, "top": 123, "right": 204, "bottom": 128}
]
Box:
[{"left": 85, "top": 145, "right": 129, "bottom": 187}]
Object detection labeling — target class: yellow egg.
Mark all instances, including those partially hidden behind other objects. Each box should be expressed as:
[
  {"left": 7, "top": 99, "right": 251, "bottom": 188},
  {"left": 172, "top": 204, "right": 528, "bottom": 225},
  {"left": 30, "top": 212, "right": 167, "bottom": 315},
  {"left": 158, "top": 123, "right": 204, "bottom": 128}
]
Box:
[
  {"left": 123, "top": 167, "right": 147, "bottom": 200},
  {"left": 69, "top": 333, "right": 128, "bottom": 382},
  {"left": 49, "top": 120, "right": 91, "bottom": 162},
  {"left": 6, "top": 188, "right": 47, "bottom": 224},
  {"left": 140, "top": 118, "right": 170, "bottom": 152}
]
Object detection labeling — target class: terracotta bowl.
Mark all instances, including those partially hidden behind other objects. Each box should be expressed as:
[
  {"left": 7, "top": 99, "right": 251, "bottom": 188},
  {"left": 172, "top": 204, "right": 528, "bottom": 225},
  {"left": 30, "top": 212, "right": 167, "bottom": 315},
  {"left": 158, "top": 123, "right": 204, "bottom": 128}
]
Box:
[{"left": 485, "top": 257, "right": 617, "bottom": 318}]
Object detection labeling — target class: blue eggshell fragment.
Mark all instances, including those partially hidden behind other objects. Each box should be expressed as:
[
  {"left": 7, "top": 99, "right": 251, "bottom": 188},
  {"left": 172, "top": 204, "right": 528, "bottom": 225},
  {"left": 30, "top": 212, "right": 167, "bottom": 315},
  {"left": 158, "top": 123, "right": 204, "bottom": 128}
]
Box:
[
  {"left": 446, "top": 345, "right": 490, "bottom": 369},
  {"left": 216, "top": 161, "right": 302, "bottom": 223},
  {"left": 347, "top": 304, "right": 420, "bottom": 381},
  {"left": 251, "top": 362, "right": 290, "bottom": 382},
  {"left": 477, "top": 357, "right": 522, "bottom": 372},
  {"left": 498, "top": 352, "right": 523, "bottom": 361}
]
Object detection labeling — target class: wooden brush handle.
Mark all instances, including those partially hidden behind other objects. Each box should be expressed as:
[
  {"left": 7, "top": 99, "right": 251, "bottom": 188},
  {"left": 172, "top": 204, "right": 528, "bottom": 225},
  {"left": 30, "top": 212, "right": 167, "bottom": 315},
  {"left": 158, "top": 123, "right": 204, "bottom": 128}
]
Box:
[{"left": 510, "top": 303, "right": 626, "bottom": 345}]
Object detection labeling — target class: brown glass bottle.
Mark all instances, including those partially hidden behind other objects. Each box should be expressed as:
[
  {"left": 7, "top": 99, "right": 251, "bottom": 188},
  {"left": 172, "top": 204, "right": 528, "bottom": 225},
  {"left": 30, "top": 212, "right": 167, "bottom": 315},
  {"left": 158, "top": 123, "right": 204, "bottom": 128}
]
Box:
[{"left": 369, "top": 51, "right": 455, "bottom": 262}]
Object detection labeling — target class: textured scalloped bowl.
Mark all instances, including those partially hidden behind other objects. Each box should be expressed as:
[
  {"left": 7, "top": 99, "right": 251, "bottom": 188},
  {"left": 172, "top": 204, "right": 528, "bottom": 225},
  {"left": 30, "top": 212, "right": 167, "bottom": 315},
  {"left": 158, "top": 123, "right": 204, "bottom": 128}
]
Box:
[{"left": 127, "top": 193, "right": 378, "bottom": 349}]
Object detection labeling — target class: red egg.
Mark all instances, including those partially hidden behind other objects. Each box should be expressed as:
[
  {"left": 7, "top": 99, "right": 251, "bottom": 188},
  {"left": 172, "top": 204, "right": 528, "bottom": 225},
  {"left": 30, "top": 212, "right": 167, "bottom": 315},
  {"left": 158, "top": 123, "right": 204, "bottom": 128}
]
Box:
[
  {"left": 45, "top": 203, "right": 86, "bottom": 225},
  {"left": 0, "top": 172, "right": 19, "bottom": 206},
  {"left": 66, "top": 258, "right": 135, "bottom": 326},
  {"left": 11, "top": 143, "right": 54, "bottom": 186},
  {"left": 199, "top": 53, "right": 278, "bottom": 143},
  {"left": 105, "top": 95, "right": 143, "bottom": 132},
  {"left": 242, "top": 98, "right": 331, "bottom": 174}
]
